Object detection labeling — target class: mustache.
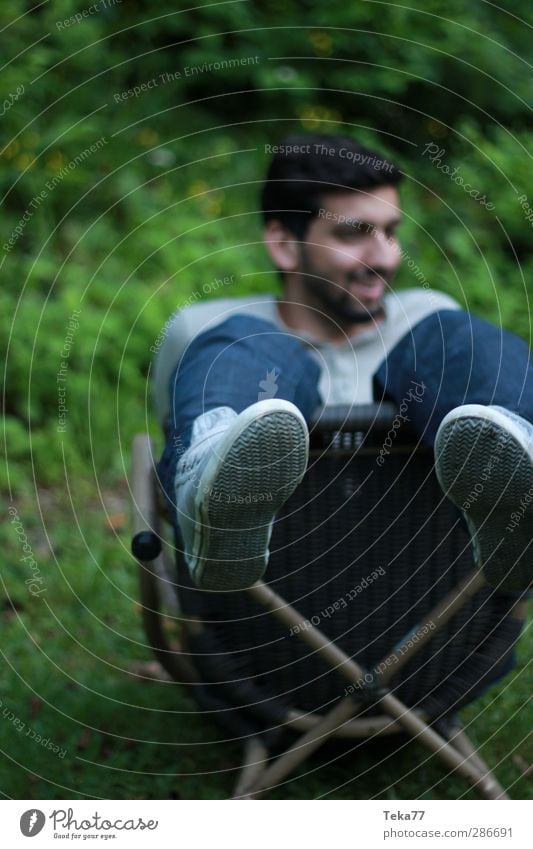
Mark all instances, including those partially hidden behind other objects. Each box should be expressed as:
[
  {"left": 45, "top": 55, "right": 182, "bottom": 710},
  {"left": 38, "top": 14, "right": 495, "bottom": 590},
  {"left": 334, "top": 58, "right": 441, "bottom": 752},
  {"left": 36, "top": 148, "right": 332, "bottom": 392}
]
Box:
[{"left": 346, "top": 269, "right": 390, "bottom": 283}]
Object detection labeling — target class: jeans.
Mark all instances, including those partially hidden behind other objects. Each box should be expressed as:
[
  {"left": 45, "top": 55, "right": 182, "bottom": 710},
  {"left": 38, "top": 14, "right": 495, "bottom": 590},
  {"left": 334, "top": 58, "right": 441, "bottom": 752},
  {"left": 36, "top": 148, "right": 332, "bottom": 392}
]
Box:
[
  {"left": 155, "top": 308, "right": 532, "bottom": 694},
  {"left": 158, "top": 308, "right": 533, "bottom": 509}
]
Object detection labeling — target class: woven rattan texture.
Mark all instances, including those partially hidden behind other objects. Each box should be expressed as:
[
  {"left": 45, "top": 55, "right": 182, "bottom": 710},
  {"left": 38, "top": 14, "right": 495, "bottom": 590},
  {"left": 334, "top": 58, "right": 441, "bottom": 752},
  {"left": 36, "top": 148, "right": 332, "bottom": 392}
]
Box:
[{"left": 175, "top": 431, "right": 521, "bottom": 725}]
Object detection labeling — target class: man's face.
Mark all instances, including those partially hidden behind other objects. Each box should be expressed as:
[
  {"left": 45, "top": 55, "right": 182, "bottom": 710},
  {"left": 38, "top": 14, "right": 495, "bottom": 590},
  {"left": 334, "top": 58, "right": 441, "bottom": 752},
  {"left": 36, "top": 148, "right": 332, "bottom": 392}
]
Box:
[{"left": 297, "top": 187, "right": 402, "bottom": 325}]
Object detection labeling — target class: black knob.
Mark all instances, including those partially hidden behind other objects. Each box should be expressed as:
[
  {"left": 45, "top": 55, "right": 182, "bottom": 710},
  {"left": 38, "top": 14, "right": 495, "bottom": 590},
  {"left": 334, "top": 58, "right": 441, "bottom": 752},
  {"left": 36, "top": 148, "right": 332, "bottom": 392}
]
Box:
[{"left": 131, "top": 531, "right": 162, "bottom": 561}]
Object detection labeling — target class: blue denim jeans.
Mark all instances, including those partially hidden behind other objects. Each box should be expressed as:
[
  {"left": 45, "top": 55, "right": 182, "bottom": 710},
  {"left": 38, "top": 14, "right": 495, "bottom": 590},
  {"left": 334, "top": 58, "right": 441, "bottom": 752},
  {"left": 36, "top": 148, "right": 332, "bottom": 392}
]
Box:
[
  {"left": 158, "top": 308, "right": 533, "bottom": 509},
  {"left": 157, "top": 314, "right": 322, "bottom": 507},
  {"left": 156, "top": 308, "right": 532, "bottom": 693}
]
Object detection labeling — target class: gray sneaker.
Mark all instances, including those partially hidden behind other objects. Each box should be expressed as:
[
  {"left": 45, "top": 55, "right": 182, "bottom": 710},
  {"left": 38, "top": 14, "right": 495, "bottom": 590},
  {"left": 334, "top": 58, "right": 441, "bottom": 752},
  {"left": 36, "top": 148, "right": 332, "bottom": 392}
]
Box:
[
  {"left": 434, "top": 404, "right": 533, "bottom": 593},
  {"left": 175, "top": 399, "right": 309, "bottom": 591}
]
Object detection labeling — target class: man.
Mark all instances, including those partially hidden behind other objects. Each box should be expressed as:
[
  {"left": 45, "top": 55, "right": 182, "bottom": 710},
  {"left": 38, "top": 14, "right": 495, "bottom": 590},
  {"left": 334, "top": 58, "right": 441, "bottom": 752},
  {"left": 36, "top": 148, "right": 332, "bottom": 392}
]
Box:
[{"left": 155, "top": 133, "right": 533, "bottom": 594}]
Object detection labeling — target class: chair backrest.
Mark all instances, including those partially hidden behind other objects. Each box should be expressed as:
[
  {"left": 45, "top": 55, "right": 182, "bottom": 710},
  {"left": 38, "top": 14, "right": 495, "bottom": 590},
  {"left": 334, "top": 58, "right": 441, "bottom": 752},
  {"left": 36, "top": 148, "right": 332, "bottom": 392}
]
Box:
[{"left": 173, "top": 405, "right": 521, "bottom": 736}]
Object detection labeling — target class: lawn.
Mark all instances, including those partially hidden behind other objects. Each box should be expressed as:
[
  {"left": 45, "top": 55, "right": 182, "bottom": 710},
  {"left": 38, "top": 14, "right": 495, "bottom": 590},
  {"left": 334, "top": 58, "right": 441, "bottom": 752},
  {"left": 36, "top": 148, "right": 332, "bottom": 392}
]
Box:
[{"left": 1, "top": 473, "right": 532, "bottom": 799}]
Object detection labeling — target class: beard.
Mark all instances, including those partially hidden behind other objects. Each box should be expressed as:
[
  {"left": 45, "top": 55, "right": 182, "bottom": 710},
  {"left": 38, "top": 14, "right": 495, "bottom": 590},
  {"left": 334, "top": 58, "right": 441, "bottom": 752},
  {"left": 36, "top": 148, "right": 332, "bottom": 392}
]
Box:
[{"left": 299, "top": 248, "right": 390, "bottom": 326}]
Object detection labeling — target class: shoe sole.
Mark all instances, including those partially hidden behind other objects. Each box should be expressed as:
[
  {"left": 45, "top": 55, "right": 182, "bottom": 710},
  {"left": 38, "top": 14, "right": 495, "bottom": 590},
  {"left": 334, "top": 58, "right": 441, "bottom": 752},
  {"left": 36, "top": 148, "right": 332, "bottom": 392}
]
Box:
[
  {"left": 191, "top": 400, "right": 309, "bottom": 591},
  {"left": 434, "top": 405, "right": 533, "bottom": 593}
]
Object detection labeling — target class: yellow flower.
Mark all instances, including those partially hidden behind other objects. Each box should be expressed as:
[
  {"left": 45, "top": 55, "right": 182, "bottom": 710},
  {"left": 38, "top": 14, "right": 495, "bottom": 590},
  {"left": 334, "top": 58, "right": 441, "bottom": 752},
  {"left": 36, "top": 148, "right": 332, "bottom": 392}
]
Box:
[
  {"left": 16, "top": 153, "right": 35, "bottom": 169},
  {"left": 428, "top": 120, "right": 448, "bottom": 139},
  {"left": 204, "top": 197, "right": 222, "bottom": 216},
  {"left": 136, "top": 128, "right": 159, "bottom": 146},
  {"left": 46, "top": 151, "right": 65, "bottom": 171},
  {"left": 299, "top": 105, "right": 341, "bottom": 130},
  {"left": 1, "top": 140, "right": 20, "bottom": 159},
  {"left": 309, "top": 30, "right": 333, "bottom": 56},
  {"left": 187, "top": 180, "right": 209, "bottom": 198}
]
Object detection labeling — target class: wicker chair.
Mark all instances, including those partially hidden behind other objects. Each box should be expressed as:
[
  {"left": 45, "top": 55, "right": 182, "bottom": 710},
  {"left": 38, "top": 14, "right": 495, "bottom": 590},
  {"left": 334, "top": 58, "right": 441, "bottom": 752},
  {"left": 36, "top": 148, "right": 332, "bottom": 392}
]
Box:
[{"left": 131, "top": 403, "right": 526, "bottom": 799}]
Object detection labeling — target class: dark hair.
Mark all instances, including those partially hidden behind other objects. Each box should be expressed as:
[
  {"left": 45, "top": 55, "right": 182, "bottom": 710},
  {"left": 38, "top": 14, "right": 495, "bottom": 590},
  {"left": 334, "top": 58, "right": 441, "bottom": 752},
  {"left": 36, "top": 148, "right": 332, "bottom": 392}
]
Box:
[{"left": 261, "top": 133, "right": 402, "bottom": 239}]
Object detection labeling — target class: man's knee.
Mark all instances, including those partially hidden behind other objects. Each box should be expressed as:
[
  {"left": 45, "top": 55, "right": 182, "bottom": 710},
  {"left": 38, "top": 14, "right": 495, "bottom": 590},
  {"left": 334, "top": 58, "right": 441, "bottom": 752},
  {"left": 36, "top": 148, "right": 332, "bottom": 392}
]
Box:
[
  {"left": 174, "top": 312, "right": 321, "bottom": 419},
  {"left": 192, "top": 313, "right": 303, "bottom": 352},
  {"left": 184, "top": 313, "right": 317, "bottom": 372}
]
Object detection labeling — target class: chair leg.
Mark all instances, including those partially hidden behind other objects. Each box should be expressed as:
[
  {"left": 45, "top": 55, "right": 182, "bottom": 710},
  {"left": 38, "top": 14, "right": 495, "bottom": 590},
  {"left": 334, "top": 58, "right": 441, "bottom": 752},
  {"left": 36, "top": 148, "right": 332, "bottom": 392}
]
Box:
[
  {"left": 247, "top": 581, "right": 509, "bottom": 799},
  {"left": 378, "top": 694, "right": 508, "bottom": 799},
  {"left": 436, "top": 718, "right": 509, "bottom": 800},
  {"left": 246, "top": 693, "right": 509, "bottom": 800},
  {"left": 232, "top": 738, "right": 270, "bottom": 799},
  {"left": 241, "top": 698, "right": 363, "bottom": 796}
]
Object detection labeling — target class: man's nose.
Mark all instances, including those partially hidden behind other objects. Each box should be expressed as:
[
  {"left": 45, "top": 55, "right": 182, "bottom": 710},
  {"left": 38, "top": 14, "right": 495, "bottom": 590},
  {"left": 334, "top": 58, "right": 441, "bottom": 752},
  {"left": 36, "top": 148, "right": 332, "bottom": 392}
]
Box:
[{"left": 363, "top": 231, "right": 400, "bottom": 271}]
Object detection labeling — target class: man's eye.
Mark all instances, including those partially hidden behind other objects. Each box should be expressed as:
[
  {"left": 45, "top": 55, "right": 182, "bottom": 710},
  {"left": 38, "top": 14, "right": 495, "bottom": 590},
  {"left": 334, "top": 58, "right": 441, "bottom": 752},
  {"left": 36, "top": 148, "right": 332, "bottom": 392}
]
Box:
[{"left": 336, "top": 229, "right": 367, "bottom": 240}]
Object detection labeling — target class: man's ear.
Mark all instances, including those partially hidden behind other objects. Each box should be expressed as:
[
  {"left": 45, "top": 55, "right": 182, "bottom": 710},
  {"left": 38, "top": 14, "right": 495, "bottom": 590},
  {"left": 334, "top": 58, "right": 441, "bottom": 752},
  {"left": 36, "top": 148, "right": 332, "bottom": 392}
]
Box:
[{"left": 263, "top": 219, "right": 301, "bottom": 272}]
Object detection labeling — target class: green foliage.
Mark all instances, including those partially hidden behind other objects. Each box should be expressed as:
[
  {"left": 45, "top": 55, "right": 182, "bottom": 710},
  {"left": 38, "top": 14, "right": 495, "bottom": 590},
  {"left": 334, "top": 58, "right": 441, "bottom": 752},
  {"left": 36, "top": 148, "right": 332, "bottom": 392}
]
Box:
[{"left": 1, "top": 0, "right": 532, "bottom": 799}]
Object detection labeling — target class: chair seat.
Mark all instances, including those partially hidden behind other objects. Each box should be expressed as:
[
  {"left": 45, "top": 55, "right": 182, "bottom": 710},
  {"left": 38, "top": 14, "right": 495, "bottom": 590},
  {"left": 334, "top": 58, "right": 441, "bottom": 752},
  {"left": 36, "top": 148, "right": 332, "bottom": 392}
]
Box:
[{"left": 174, "top": 418, "right": 521, "bottom": 732}]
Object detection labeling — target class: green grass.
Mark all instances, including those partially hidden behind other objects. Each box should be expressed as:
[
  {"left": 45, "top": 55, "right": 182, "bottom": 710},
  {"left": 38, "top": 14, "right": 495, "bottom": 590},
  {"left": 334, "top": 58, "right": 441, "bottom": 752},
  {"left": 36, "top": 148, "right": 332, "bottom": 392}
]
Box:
[{"left": 1, "top": 482, "right": 531, "bottom": 800}]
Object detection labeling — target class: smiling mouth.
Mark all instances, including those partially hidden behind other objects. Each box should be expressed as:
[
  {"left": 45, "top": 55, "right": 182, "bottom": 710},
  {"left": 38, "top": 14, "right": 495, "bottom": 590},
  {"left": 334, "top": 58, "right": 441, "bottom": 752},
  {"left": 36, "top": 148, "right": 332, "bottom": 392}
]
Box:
[{"left": 347, "top": 277, "right": 385, "bottom": 297}]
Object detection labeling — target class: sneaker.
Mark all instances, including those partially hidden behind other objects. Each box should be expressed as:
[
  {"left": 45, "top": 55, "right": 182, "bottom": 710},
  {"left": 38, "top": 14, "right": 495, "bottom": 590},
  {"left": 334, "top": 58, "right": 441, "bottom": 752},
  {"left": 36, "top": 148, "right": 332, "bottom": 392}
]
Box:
[
  {"left": 434, "top": 404, "right": 533, "bottom": 593},
  {"left": 175, "top": 399, "right": 309, "bottom": 591}
]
